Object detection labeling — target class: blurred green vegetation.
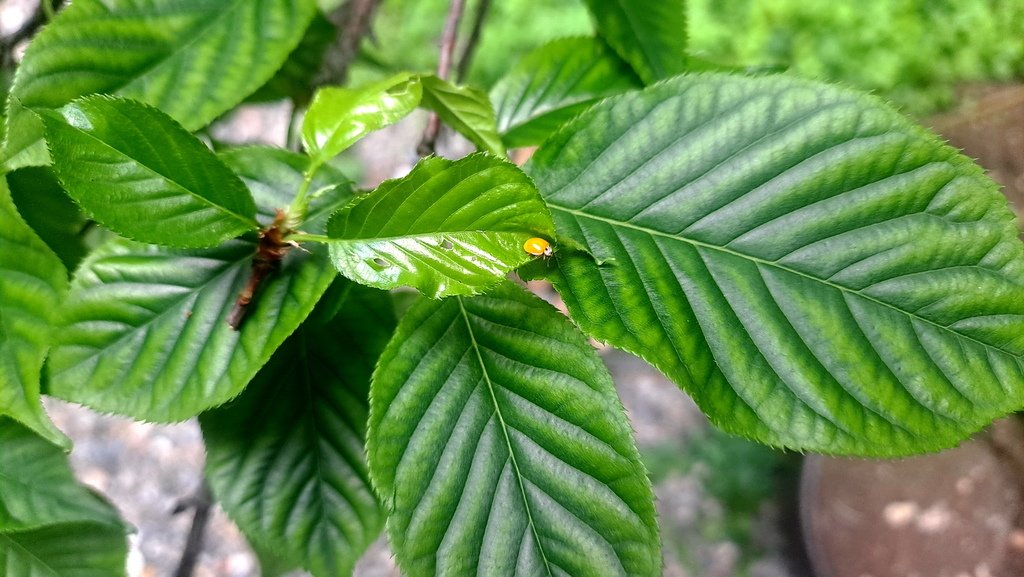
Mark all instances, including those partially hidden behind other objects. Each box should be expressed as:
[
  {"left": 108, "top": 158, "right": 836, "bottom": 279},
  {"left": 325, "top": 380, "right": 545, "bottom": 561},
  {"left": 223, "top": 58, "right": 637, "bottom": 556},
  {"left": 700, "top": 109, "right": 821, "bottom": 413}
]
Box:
[
  {"left": 689, "top": 0, "right": 1024, "bottom": 115},
  {"left": 363, "top": 0, "right": 1023, "bottom": 116}
]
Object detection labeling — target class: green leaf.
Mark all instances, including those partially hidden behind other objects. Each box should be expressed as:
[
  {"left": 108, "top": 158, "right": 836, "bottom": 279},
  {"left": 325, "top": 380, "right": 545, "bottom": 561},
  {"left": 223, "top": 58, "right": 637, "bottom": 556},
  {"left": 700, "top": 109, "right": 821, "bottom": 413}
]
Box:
[
  {"left": 0, "top": 180, "right": 69, "bottom": 449},
  {"left": 7, "top": 167, "right": 89, "bottom": 272},
  {"left": 1, "top": 99, "right": 49, "bottom": 171},
  {"left": 368, "top": 282, "right": 660, "bottom": 576},
  {"left": 0, "top": 420, "right": 118, "bottom": 532},
  {"left": 0, "top": 523, "right": 128, "bottom": 577},
  {"left": 202, "top": 281, "right": 393, "bottom": 577},
  {"left": 490, "top": 37, "right": 641, "bottom": 148},
  {"left": 525, "top": 73, "right": 1024, "bottom": 456},
  {"left": 0, "top": 419, "right": 128, "bottom": 577},
  {"left": 247, "top": 12, "right": 337, "bottom": 105},
  {"left": 47, "top": 160, "right": 352, "bottom": 422},
  {"left": 326, "top": 153, "right": 553, "bottom": 298},
  {"left": 4, "top": 0, "right": 318, "bottom": 168},
  {"left": 582, "top": 0, "right": 688, "bottom": 84},
  {"left": 419, "top": 75, "right": 506, "bottom": 157},
  {"left": 302, "top": 73, "right": 423, "bottom": 165},
  {"left": 41, "top": 96, "right": 259, "bottom": 248}
]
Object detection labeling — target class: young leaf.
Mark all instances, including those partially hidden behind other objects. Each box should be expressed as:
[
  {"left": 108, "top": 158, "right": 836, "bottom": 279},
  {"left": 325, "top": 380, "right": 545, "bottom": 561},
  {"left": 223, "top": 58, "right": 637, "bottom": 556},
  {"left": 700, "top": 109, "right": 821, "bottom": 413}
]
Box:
[
  {"left": 0, "top": 419, "right": 128, "bottom": 577},
  {"left": 368, "top": 282, "right": 660, "bottom": 576},
  {"left": 42, "top": 96, "right": 259, "bottom": 248},
  {"left": 582, "top": 0, "right": 688, "bottom": 85},
  {"left": 490, "top": 37, "right": 641, "bottom": 148},
  {"left": 46, "top": 160, "right": 353, "bottom": 422},
  {"left": 419, "top": 75, "right": 506, "bottom": 156},
  {"left": 0, "top": 180, "right": 69, "bottom": 449},
  {"left": 525, "top": 73, "right": 1024, "bottom": 456},
  {"left": 326, "top": 153, "right": 554, "bottom": 298},
  {"left": 302, "top": 74, "right": 423, "bottom": 165},
  {"left": 202, "top": 282, "right": 393, "bottom": 577},
  {"left": 3, "top": 0, "right": 318, "bottom": 168}
]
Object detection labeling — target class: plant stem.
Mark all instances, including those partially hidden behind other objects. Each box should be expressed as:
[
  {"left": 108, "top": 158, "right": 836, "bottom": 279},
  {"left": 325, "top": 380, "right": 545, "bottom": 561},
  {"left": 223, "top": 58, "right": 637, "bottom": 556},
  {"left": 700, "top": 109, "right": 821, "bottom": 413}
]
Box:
[
  {"left": 456, "top": 0, "right": 492, "bottom": 83},
  {"left": 417, "top": 0, "right": 467, "bottom": 156},
  {"left": 287, "top": 165, "right": 319, "bottom": 226},
  {"left": 172, "top": 482, "right": 213, "bottom": 577},
  {"left": 288, "top": 232, "right": 332, "bottom": 244},
  {"left": 40, "top": 0, "right": 55, "bottom": 21}
]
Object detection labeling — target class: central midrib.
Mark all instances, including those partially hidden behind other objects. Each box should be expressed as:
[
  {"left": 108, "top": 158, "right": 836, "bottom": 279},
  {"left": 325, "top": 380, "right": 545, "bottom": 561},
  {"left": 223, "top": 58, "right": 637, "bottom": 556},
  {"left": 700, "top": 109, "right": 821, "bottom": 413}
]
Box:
[{"left": 548, "top": 202, "right": 1024, "bottom": 362}]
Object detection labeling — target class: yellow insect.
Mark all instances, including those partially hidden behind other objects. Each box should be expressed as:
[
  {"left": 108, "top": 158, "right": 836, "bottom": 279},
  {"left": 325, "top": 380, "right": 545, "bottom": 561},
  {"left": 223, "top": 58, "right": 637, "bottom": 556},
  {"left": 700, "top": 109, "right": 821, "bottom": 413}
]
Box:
[{"left": 523, "top": 237, "right": 553, "bottom": 257}]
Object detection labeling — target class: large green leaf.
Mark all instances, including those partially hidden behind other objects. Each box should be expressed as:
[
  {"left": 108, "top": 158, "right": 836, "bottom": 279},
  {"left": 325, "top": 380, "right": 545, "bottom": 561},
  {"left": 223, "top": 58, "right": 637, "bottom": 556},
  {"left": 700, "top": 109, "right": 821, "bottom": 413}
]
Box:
[
  {"left": 0, "top": 180, "right": 68, "bottom": 449},
  {"left": 42, "top": 96, "right": 259, "bottom": 248},
  {"left": 7, "top": 167, "right": 89, "bottom": 272},
  {"left": 3, "top": 0, "right": 318, "bottom": 169},
  {"left": 419, "top": 75, "right": 506, "bottom": 157},
  {"left": 368, "top": 282, "right": 660, "bottom": 576},
  {"left": 0, "top": 523, "right": 128, "bottom": 577},
  {"left": 248, "top": 12, "right": 337, "bottom": 105},
  {"left": 202, "top": 282, "right": 393, "bottom": 577},
  {"left": 326, "top": 153, "right": 553, "bottom": 298},
  {"left": 582, "top": 0, "right": 688, "bottom": 84},
  {"left": 302, "top": 74, "right": 423, "bottom": 165},
  {"left": 0, "top": 419, "right": 128, "bottom": 577},
  {"left": 0, "top": 421, "right": 118, "bottom": 532},
  {"left": 47, "top": 153, "right": 353, "bottom": 421},
  {"left": 525, "top": 73, "right": 1024, "bottom": 456},
  {"left": 490, "top": 37, "right": 641, "bottom": 148}
]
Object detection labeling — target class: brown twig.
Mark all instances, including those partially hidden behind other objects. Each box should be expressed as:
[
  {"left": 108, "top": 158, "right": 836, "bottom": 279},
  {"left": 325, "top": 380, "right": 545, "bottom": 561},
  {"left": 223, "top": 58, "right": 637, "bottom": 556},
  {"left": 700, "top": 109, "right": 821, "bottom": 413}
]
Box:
[
  {"left": 172, "top": 482, "right": 214, "bottom": 577},
  {"left": 227, "top": 210, "right": 294, "bottom": 329},
  {"left": 316, "top": 0, "right": 383, "bottom": 87},
  {"left": 455, "top": 0, "right": 492, "bottom": 83},
  {"left": 417, "top": 0, "right": 468, "bottom": 156}
]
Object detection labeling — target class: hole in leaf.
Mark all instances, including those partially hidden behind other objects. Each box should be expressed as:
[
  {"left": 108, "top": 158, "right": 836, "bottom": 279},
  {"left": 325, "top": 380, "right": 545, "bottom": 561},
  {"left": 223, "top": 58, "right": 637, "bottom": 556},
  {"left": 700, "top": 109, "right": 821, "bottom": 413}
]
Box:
[{"left": 369, "top": 257, "right": 389, "bottom": 270}]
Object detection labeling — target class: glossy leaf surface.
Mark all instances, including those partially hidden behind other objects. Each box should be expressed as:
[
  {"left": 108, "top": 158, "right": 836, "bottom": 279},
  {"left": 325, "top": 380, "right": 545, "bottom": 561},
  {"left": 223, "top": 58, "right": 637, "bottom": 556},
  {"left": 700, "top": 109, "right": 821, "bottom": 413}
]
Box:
[
  {"left": 326, "top": 154, "right": 553, "bottom": 298},
  {"left": 202, "top": 282, "right": 393, "bottom": 577},
  {"left": 0, "top": 419, "right": 128, "bottom": 576},
  {"left": 420, "top": 75, "right": 505, "bottom": 156},
  {"left": 47, "top": 154, "right": 353, "bottom": 421},
  {"left": 490, "top": 37, "right": 641, "bottom": 148},
  {"left": 582, "top": 0, "right": 688, "bottom": 84},
  {"left": 42, "top": 97, "right": 259, "bottom": 248},
  {"left": 526, "top": 74, "right": 1024, "bottom": 456},
  {"left": 302, "top": 74, "right": 422, "bottom": 164},
  {"left": 4, "top": 0, "right": 317, "bottom": 168},
  {"left": 0, "top": 180, "right": 68, "bottom": 448},
  {"left": 369, "top": 283, "right": 660, "bottom": 576}
]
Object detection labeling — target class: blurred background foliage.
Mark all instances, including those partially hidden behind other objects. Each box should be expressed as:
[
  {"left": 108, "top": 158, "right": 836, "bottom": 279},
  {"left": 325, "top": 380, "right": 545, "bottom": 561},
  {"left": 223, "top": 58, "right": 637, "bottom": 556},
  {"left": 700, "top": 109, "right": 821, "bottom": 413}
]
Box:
[{"left": 362, "top": 0, "right": 1024, "bottom": 117}]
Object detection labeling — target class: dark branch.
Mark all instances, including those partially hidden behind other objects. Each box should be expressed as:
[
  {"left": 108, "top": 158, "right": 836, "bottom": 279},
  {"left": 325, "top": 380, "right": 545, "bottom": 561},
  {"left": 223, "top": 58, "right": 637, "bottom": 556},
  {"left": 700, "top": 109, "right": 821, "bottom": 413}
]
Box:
[
  {"left": 0, "top": 1, "right": 56, "bottom": 67},
  {"left": 417, "top": 0, "right": 468, "bottom": 156},
  {"left": 172, "top": 481, "right": 214, "bottom": 577},
  {"left": 455, "top": 0, "right": 492, "bottom": 83},
  {"left": 316, "top": 0, "right": 383, "bottom": 87}
]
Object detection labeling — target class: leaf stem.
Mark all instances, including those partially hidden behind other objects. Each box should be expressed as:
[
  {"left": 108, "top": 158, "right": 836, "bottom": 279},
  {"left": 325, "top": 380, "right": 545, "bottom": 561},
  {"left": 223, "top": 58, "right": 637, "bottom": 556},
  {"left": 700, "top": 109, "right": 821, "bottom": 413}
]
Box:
[
  {"left": 287, "top": 164, "right": 320, "bottom": 227},
  {"left": 417, "top": 0, "right": 467, "bottom": 156},
  {"left": 287, "top": 232, "right": 332, "bottom": 244},
  {"left": 41, "top": 0, "right": 55, "bottom": 21}
]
